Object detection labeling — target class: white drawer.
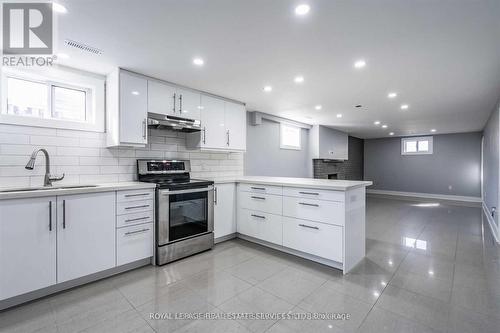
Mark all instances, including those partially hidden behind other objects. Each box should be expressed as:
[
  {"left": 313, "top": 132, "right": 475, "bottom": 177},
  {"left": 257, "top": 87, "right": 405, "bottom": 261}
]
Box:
[
  {"left": 237, "top": 208, "right": 282, "bottom": 245},
  {"left": 283, "top": 187, "right": 345, "bottom": 202},
  {"left": 117, "top": 200, "right": 154, "bottom": 215},
  {"left": 238, "top": 191, "right": 282, "bottom": 215},
  {"left": 282, "top": 196, "right": 344, "bottom": 226},
  {"left": 238, "top": 183, "right": 282, "bottom": 196},
  {"left": 283, "top": 217, "right": 343, "bottom": 263},
  {"left": 117, "top": 189, "right": 154, "bottom": 203},
  {"left": 117, "top": 211, "right": 154, "bottom": 228},
  {"left": 117, "top": 223, "right": 153, "bottom": 266}
]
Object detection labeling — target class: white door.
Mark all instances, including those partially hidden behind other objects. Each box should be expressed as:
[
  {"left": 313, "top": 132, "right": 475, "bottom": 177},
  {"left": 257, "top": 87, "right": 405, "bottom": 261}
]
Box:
[
  {"left": 177, "top": 88, "right": 201, "bottom": 121},
  {"left": 0, "top": 197, "right": 56, "bottom": 300},
  {"left": 119, "top": 70, "right": 148, "bottom": 145},
  {"left": 200, "top": 95, "right": 226, "bottom": 149},
  {"left": 57, "top": 192, "right": 116, "bottom": 283},
  {"left": 148, "top": 80, "right": 176, "bottom": 116},
  {"left": 225, "top": 102, "right": 247, "bottom": 151},
  {"left": 214, "top": 183, "right": 236, "bottom": 239}
]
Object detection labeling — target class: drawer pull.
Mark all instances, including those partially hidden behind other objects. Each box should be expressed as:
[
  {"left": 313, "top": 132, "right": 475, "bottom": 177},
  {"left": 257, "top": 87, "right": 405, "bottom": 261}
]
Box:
[
  {"left": 299, "top": 224, "right": 319, "bottom": 230},
  {"left": 250, "top": 187, "right": 266, "bottom": 190},
  {"left": 125, "top": 205, "right": 150, "bottom": 210},
  {"left": 251, "top": 214, "right": 266, "bottom": 219},
  {"left": 125, "top": 228, "right": 150, "bottom": 236},
  {"left": 299, "top": 191, "right": 319, "bottom": 195},
  {"left": 125, "top": 216, "right": 150, "bottom": 223},
  {"left": 251, "top": 196, "right": 266, "bottom": 200},
  {"left": 125, "top": 193, "right": 150, "bottom": 198},
  {"left": 299, "top": 202, "right": 319, "bottom": 207}
]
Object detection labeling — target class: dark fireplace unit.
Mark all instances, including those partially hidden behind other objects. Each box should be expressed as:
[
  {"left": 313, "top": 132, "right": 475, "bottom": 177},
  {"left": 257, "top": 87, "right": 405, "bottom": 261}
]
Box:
[{"left": 328, "top": 173, "right": 339, "bottom": 180}]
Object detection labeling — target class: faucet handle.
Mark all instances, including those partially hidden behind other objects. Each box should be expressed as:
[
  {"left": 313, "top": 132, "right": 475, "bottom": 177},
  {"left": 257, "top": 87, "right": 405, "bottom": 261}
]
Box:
[{"left": 49, "top": 173, "right": 65, "bottom": 182}]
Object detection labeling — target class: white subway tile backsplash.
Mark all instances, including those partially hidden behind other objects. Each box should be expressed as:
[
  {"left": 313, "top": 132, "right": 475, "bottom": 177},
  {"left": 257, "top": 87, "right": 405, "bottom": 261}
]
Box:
[{"left": 0, "top": 126, "right": 244, "bottom": 185}]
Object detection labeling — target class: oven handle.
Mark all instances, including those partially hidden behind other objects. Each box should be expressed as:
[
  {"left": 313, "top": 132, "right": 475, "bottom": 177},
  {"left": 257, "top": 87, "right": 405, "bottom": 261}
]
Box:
[{"left": 160, "top": 186, "right": 214, "bottom": 196}]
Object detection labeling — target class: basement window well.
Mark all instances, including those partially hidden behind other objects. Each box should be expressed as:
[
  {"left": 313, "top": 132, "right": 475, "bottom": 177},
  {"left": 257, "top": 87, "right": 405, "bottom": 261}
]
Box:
[
  {"left": 280, "top": 124, "right": 301, "bottom": 150},
  {"left": 401, "top": 136, "right": 433, "bottom": 155}
]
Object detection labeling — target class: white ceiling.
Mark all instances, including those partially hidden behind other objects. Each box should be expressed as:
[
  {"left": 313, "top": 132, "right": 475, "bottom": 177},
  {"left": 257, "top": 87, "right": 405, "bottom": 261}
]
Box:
[{"left": 55, "top": 0, "right": 500, "bottom": 138}]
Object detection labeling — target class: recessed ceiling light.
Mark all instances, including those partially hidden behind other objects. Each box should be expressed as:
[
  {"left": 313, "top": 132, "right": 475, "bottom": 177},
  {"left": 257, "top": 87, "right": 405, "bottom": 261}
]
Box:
[
  {"left": 197, "top": 106, "right": 204, "bottom": 110},
  {"left": 294, "top": 76, "right": 304, "bottom": 84},
  {"left": 131, "top": 91, "right": 139, "bottom": 96},
  {"left": 354, "top": 60, "right": 366, "bottom": 69},
  {"left": 56, "top": 53, "right": 69, "bottom": 59},
  {"left": 336, "top": 114, "right": 343, "bottom": 118},
  {"left": 400, "top": 104, "right": 409, "bottom": 110},
  {"left": 193, "top": 58, "right": 204, "bottom": 66},
  {"left": 389, "top": 132, "right": 394, "bottom": 136},
  {"left": 295, "top": 4, "right": 310, "bottom": 16},
  {"left": 53, "top": 3, "right": 67, "bottom": 13},
  {"left": 314, "top": 105, "right": 322, "bottom": 110},
  {"left": 388, "top": 92, "right": 397, "bottom": 99},
  {"left": 430, "top": 129, "right": 436, "bottom": 133},
  {"left": 374, "top": 121, "right": 381, "bottom": 125},
  {"left": 263, "top": 85, "right": 272, "bottom": 92},
  {"left": 382, "top": 124, "right": 388, "bottom": 129}
]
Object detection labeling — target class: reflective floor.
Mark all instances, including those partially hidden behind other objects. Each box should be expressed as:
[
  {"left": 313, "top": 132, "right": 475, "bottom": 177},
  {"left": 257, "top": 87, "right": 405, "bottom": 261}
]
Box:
[{"left": 1, "top": 197, "right": 499, "bottom": 333}]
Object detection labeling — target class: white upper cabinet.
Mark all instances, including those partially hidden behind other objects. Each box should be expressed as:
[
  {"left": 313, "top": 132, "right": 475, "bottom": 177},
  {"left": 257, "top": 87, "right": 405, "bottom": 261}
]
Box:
[
  {"left": 0, "top": 197, "right": 57, "bottom": 301},
  {"left": 177, "top": 88, "right": 201, "bottom": 121},
  {"left": 148, "top": 79, "right": 176, "bottom": 116},
  {"left": 225, "top": 101, "right": 247, "bottom": 151},
  {"left": 107, "top": 69, "right": 148, "bottom": 147}
]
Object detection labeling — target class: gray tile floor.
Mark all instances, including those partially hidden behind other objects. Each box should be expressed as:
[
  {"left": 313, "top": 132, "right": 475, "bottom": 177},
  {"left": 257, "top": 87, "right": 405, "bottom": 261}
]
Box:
[{"left": 1, "top": 197, "right": 499, "bottom": 333}]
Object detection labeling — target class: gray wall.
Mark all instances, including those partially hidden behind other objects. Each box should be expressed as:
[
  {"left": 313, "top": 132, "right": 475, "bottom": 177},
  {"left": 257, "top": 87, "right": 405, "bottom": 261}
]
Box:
[
  {"left": 364, "top": 132, "right": 482, "bottom": 197},
  {"left": 483, "top": 103, "right": 499, "bottom": 228},
  {"left": 244, "top": 114, "right": 311, "bottom": 178}
]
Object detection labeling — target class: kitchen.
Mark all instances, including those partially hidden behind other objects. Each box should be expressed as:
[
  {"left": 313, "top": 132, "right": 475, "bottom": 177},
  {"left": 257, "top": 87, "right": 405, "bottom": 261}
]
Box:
[{"left": 0, "top": 1, "right": 499, "bottom": 333}]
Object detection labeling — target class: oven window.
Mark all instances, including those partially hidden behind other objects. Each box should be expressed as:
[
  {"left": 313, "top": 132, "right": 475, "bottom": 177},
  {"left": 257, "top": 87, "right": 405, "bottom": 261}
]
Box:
[{"left": 169, "top": 191, "right": 208, "bottom": 241}]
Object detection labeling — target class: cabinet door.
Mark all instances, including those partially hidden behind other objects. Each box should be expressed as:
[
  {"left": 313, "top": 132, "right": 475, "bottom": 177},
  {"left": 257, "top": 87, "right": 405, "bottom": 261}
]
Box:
[
  {"left": 177, "top": 88, "right": 201, "bottom": 121},
  {"left": 148, "top": 80, "right": 176, "bottom": 116},
  {"left": 214, "top": 183, "right": 236, "bottom": 239},
  {"left": 119, "top": 70, "right": 148, "bottom": 145},
  {"left": 57, "top": 192, "right": 116, "bottom": 283},
  {"left": 200, "top": 95, "right": 226, "bottom": 149},
  {"left": 0, "top": 197, "right": 56, "bottom": 300},
  {"left": 225, "top": 102, "right": 247, "bottom": 151}
]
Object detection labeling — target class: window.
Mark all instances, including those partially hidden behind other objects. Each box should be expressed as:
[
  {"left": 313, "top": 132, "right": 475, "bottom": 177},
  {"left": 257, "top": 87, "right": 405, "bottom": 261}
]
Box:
[
  {"left": 1, "top": 67, "right": 105, "bottom": 132},
  {"left": 402, "top": 136, "right": 433, "bottom": 155},
  {"left": 280, "top": 124, "right": 301, "bottom": 150}
]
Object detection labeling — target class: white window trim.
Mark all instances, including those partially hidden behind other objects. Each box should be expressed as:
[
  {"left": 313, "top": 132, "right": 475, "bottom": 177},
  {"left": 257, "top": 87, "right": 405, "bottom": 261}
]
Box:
[
  {"left": 280, "top": 123, "right": 302, "bottom": 150},
  {"left": 0, "top": 66, "right": 105, "bottom": 132},
  {"left": 401, "top": 136, "right": 434, "bottom": 155}
]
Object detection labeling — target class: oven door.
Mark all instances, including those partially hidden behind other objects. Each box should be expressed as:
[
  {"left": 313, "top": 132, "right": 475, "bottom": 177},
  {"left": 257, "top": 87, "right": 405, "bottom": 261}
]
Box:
[{"left": 157, "top": 186, "right": 214, "bottom": 246}]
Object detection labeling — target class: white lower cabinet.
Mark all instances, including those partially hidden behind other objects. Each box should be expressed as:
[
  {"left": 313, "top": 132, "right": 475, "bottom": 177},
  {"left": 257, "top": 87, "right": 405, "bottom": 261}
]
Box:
[
  {"left": 282, "top": 217, "right": 343, "bottom": 263},
  {"left": 237, "top": 208, "right": 283, "bottom": 245},
  {"left": 214, "top": 183, "right": 236, "bottom": 239},
  {"left": 57, "top": 192, "right": 116, "bottom": 283},
  {"left": 282, "top": 196, "right": 345, "bottom": 226},
  {"left": 0, "top": 197, "right": 57, "bottom": 300},
  {"left": 117, "top": 223, "right": 154, "bottom": 266}
]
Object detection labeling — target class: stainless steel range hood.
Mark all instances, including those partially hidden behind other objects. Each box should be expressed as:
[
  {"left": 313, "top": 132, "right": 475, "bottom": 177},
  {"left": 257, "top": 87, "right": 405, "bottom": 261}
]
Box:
[{"left": 147, "top": 113, "right": 201, "bottom": 133}]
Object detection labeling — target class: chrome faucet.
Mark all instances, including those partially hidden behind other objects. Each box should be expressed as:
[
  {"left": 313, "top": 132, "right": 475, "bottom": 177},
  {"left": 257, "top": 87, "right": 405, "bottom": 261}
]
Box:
[{"left": 25, "top": 148, "right": 65, "bottom": 186}]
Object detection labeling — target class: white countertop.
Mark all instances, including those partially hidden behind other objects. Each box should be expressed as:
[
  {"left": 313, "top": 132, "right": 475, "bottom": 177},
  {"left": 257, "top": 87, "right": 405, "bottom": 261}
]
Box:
[
  {"left": 0, "top": 182, "right": 157, "bottom": 200},
  {"left": 204, "top": 176, "right": 372, "bottom": 191}
]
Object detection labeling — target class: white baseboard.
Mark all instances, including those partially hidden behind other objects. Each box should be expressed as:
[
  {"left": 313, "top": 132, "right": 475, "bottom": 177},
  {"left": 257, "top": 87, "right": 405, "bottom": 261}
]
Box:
[
  {"left": 482, "top": 203, "right": 500, "bottom": 244},
  {"left": 366, "top": 189, "right": 482, "bottom": 203}
]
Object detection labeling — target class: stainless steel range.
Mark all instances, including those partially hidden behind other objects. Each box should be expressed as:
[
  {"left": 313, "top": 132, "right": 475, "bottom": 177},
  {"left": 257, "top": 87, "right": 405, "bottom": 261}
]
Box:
[{"left": 137, "top": 159, "right": 214, "bottom": 265}]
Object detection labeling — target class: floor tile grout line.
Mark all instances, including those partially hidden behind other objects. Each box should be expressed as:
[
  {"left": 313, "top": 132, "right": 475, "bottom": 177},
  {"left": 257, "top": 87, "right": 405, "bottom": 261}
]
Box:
[{"left": 114, "top": 282, "right": 159, "bottom": 333}]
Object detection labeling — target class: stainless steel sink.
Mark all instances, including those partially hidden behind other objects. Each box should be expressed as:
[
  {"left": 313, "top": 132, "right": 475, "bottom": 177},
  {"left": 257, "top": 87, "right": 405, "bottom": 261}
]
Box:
[{"left": 0, "top": 185, "right": 99, "bottom": 193}]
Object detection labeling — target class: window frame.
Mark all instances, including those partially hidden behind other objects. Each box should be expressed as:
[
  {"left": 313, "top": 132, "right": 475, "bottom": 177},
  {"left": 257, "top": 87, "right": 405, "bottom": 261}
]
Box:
[
  {"left": 401, "top": 136, "right": 434, "bottom": 155},
  {"left": 1, "top": 66, "right": 105, "bottom": 132},
  {"left": 280, "top": 123, "right": 302, "bottom": 150}
]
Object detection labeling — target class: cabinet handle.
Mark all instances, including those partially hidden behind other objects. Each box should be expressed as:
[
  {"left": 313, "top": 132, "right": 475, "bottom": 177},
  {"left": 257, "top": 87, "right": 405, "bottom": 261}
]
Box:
[
  {"left": 250, "top": 187, "right": 266, "bottom": 190},
  {"left": 49, "top": 201, "right": 52, "bottom": 231},
  {"left": 299, "top": 191, "right": 319, "bottom": 195},
  {"left": 125, "top": 228, "right": 150, "bottom": 236},
  {"left": 299, "top": 224, "right": 319, "bottom": 230},
  {"left": 214, "top": 187, "right": 218, "bottom": 205},
  {"left": 226, "top": 130, "right": 230, "bottom": 146},
  {"left": 251, "top": 196, "right": 266, "bottom": 200},
  {"left": 125, "top": 216, "right": 150, "bottom": 223},
  {"left": 299, "top": 202, "right": 319, "bottom": 207},
  {"left": 173, "top": 93, "right": 176, "bottom": 113},
  {"left": 179, "top": 94, "right": 183, "bottom": 113},
  {"left": 251, "top": 214, "right": 266, "bottom": 219},
  {"left": 62, "top": 199, "right": 66, "bottom": 229},
  {"left": 125, "top": 204, "right": 150, "bottom": 210},
  {"left": 142, "top": 119, "right": 147, "bottom": 139},
  {"left": 125, "top": 193, "right": 149, "bottom": 198},
  {"left": 203, "top": 127, "right": 206, "bottom": 144}
]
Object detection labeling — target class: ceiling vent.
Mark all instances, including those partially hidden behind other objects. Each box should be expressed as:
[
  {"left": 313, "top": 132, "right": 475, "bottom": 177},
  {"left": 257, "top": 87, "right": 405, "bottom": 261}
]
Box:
[{"left": 64, "top": 39, "right": 103, "bottom": 55}]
